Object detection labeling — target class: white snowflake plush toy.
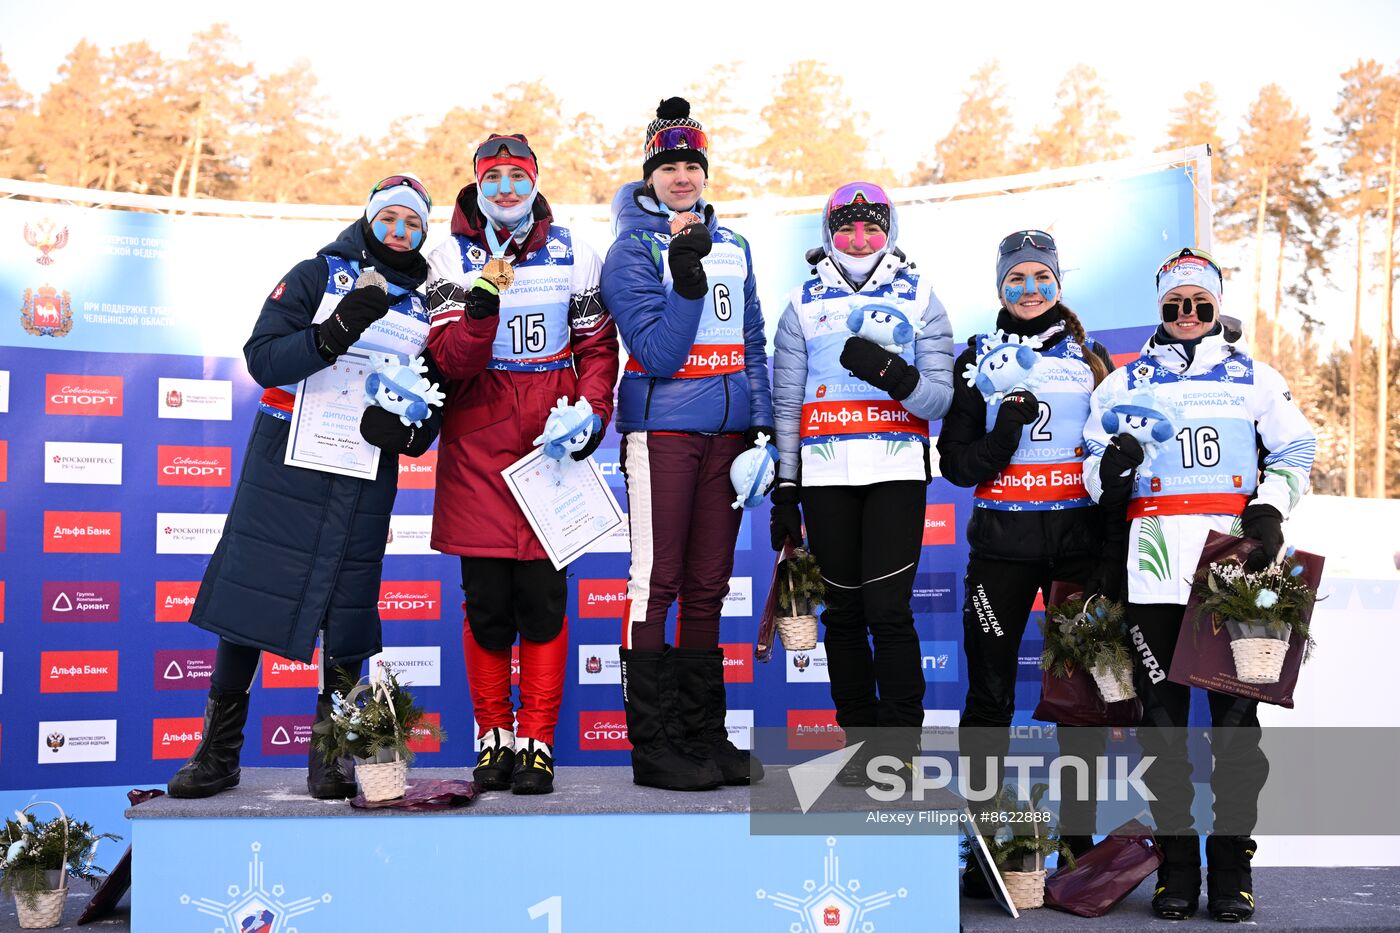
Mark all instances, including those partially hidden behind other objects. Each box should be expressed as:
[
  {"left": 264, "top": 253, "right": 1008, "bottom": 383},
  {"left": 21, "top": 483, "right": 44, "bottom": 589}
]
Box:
[
  {"left": 845, "top": 302, "right": 922, "bottom": 352},
  {"left": 962, "top": 330, "right": 1044, "bottom": 403},
  {"left": 533, "top": 396, "right": 602, "bottom": 464},
  {"left": 730, "top": 431, "right": 779, "bottom": 510},
  {"left": 364, "top": 355, "right": 446, "bottom": 427}
]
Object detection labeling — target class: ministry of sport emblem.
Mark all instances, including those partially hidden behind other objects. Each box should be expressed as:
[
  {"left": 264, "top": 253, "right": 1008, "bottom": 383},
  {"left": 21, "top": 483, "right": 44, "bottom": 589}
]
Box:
[
  {"left": 23, "top": 219, "right": 69, "bottom": 265},
  {"left": 46, "top": 732, "right": 65, "bottom": 752},
  {"left": 22, "top": 285, "right": 74, "bottom": 337},
  {"left": 793, "top": 653, "right": 811, "bottom": 672}
]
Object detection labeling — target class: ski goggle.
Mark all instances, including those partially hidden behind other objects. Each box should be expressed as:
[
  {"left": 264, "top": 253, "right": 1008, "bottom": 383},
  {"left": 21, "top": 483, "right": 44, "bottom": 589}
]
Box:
[
  {"left": 646, "top": 126, "right": 709, "bottom": 155},
  {"left": 1160, "top": 296, "right": 1216, "bottom": 324},
  {"left": 474, "top": 134, "right": 536, "bottom": 166},
  {"left": 998, "top": 229, "right": 1056, "bottom": 256},
  {"left": 1156, "top": 246, "right": 1222, "bottom": 283},
  {"left": 827, "top": 181, "right": 891, "bottom": 211},
  {"left": 369, "top": 175, "right": 432, "bottom": 211}
]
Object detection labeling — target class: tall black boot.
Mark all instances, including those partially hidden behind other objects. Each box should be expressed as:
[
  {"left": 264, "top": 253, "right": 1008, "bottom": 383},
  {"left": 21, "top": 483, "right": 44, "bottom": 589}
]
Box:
[
  {"left": 670, "top": 647, "right": 764, "bottom": 786},
  {"left": 1206, "top": 835, "right": 1256, "bottom": 922},
  {"left": 1152, "top": 832, "right": 1202, "bottom": 920},
  {"left": 619, "top": 648, "right": 722, "bottom": 791},
  {"left": 167, "top": 688, "right": 249, "bottom": 799},
  {"left": 307, "top": 693, "right": 357, "bottom": 799}
]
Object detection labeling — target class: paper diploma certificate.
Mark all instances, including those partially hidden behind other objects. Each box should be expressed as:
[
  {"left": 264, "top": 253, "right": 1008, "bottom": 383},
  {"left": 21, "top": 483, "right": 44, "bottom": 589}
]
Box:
[
  {"left": 502, "top": 448, "right": 626, "bottom": 570},
  {"left": 284, "top": 350, "right": 382, "bottom": 480}
]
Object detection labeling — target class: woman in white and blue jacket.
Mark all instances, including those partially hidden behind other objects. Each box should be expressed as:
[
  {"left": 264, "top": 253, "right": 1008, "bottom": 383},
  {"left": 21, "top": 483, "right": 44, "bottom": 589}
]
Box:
[
  {"left": 770, "top": 181, "right": 954, "bottom": 782},
  {"left": 1084, "top": 248, "right": 1315, "bottom": 923},
  {"left": 600, "top": 98, "right": 774, "bottom": 792}
]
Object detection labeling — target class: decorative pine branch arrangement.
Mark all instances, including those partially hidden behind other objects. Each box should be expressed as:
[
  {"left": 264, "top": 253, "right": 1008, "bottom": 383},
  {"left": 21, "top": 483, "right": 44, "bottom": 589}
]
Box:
[
  {"left": 1040, "top": 595, "right": 1136, "bottom": 703},
  {"left": 1189, "top": 546, "right": 1318, "bottom": 683}
]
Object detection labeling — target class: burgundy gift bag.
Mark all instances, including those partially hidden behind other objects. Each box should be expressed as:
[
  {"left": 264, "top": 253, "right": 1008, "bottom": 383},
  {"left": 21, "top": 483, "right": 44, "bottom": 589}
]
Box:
[
  {"left": 755, "top": 541, "right": 795, "bottom": 663},
  {"left": 1044, "top": 819, "right": 1163, "bottom": 917},
  {"left": 1032, "top": 580, "right": 1142, "bottom": 727},
  {"left": 1167, "top": 531, "right": 1325, "bottom": 707}
]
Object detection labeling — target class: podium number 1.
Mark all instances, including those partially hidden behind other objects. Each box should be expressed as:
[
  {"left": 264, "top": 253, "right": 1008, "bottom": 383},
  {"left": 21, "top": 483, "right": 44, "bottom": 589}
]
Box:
[{"left": 528, "top": 895, "right": 562, "bottom": 932}]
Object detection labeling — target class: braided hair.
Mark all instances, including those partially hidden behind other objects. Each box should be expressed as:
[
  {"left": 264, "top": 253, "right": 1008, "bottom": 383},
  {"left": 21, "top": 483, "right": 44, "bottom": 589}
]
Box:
[{"left": 1059, "top": 303, "right": 1108, "bottom": 386}]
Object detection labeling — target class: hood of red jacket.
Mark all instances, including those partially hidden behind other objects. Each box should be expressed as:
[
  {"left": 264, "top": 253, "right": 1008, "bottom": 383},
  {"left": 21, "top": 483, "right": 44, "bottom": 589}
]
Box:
[{"left": 450, "top": 183, "right": 555, "bottom": 258}]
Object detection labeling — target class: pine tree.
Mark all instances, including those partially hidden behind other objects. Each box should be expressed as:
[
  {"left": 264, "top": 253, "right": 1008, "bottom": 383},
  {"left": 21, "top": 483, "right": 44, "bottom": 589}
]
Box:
[
  {"left": 683, "top": 62, "right": 760, "bottom": 199},
  {"left": 755, "top": 60, "right": 871, "bottom": 197},
  {"left": 0, "top": 49, "right": 31, "bottom": 176},
  {"left": 1164, "top": 81, "right": 1229, "bottom": 207},
  {"left": 921, "top": 61, "right": 1019, "bottom": 184},
  {"left": 1022, "top": 64, "right": 1128, "bottom": 170}
]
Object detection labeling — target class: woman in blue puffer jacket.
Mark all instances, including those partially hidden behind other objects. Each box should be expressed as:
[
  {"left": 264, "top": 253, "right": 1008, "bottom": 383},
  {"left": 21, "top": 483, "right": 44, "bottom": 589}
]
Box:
[
  {"left": 770, "top": 180, "right": 954, "bottom": 783},
  {"left": 601, "top": 97, "right": 773, "bottom": 792}
]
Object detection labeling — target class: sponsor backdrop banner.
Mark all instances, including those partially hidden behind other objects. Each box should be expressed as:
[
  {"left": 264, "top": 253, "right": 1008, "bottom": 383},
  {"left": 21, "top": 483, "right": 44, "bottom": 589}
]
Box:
[{"left": 0, "top": 162, "right": 1284, "bottom": 791}]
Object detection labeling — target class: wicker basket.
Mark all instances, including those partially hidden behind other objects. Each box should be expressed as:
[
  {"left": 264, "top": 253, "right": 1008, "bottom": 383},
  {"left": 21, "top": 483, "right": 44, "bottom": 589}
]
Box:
[
  {"left": 1090, "top": 661, "right": 1137, "bottom": 704},
  {"left": 354, "top": 757, "right": 407, "bottom": 802},
  {"left": 776, "top": 569, "right": 819, "bottom": 651},
  {"left": 12, "top": 803, "right": 69, "bottom": 929},
  {"left": 778, "top": 613, "right": 818, "bottom": 651},
  {"left": 1230, "top": 637, "right": 1289, "bottom": 684},
  {"left": 1001, "top": 868, "right": 1046, "bottom": 910}
]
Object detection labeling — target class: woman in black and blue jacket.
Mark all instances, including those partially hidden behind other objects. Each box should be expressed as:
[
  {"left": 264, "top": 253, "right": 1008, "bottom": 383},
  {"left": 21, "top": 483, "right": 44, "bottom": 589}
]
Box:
[
  {"left": 600, "top": 98, "right": 772, "bottom": 791},
  {"left": 167, "top": 177, "right": 441, "bottom": 800}
]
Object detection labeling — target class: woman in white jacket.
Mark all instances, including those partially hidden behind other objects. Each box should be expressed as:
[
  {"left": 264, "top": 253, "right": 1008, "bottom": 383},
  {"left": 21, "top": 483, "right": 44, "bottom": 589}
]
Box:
[
  {"left": 1083, "top": 247, "right": 1315, "bottom": 922},
  {"left": 770, "top": 181, "right": 954, "bottom": 782}
]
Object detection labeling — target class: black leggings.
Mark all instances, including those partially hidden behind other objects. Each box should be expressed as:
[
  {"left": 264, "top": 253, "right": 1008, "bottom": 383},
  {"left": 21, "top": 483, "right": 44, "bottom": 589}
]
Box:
[
  {"left": 957, "top": 553, "right": 1104, "bottom": 832},
  {"left": 1128, "top": 602, "right": 1268, "bottom": 836},
  {"left": 802, "top": 481, "right": 927, "bottom": 732},
  {"left": 211, "top": 638, "right": 362, "bottom": 696}
]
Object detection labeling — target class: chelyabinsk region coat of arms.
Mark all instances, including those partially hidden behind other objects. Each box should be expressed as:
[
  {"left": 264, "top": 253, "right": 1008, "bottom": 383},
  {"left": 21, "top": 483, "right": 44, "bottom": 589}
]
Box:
[{"left": 22, "top": 285, "right": 74, "bottom": 337}]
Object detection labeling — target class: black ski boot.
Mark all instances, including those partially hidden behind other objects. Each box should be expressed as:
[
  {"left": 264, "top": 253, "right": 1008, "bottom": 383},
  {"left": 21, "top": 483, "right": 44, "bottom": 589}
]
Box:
[
  {"left": 472, "top": 727, "right": 516, "bottom": 791},
  {"left": 835, "top": 729, "right": 875, "bottom": 787},
  {"left": 167, "top": 688, "right": 249, "bottom": 799},
  {"left": 671, "top": 647, "right": 764, "bottom": 785},
  {"left": 1152, "top": 832, "right": 1202, "bottom": 920},
  {"left": 619, "top": 648, "right": 722, "bottom": 791},
  {"left": 511, "top": 739, "right": 555, "bottom": 795},
  {"left": 1206, "top": 835, "right": 1257, "bottom": 922},
  {"left": 307, "top": 693, "right": 357, "bottom": 799}
]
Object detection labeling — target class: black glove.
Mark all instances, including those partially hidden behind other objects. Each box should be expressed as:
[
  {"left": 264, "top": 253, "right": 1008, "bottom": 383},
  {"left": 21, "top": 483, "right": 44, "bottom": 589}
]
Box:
[
  {"left": 985, "top": 389, "right": 1039, "bottom": 453},
  {"left": 318, "top": 286, "right": 390, "bottom": 358},
  {"left": 1098, "top": 433, "right": 1145, "bottom": 492},
  {"left": 359, "top": 405, "right": 434, "bottom": 457},
  {"left": 1240, "top": 503, "right": 1284, "bottom": 572},
  {"left": 667, "top": 223, "right": 712, "bottom": 300},
  {"left": 1081, "top": 558, "right": 1127, "bottom": 604},
  {"left": 839, "top": 337, "right": 920, "bottom": 401},
  {"left": 570, "top": 416, "right": 606, "bottom": 461},
  {"left": 769, "top": 482, "right": 803, "bottom": 551},
  {"left": 465, "top": 280, "right": 501, "bottom": 320}
]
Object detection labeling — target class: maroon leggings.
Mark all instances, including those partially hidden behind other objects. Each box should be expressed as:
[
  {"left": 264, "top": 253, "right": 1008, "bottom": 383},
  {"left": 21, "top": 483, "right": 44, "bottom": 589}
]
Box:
[{"left": 620, "top": 431, "right": 745, "bottom": 651}]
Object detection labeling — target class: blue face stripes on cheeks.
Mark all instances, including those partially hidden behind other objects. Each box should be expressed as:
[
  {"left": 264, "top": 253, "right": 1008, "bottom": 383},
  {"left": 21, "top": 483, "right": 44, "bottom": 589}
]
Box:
[
  {"left": 481, "top": 178, "right": 534, "bottom": 198},
  {"left": 373, "top": 218, "right": 423, "bottom": 249}
]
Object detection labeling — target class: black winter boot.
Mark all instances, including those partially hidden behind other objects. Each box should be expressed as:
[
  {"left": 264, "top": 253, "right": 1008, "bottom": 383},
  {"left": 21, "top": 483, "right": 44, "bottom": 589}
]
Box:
[
  {"left": 619, "top": 648, "right": 722, "bottom": 791},
  {"left": 671, "top": 647, "right": 764, "bottom": 785},
  {"left": 511, "top": 738, "right": 555, "bottom": 795},
  {"left": 1152, "top": 832, "right": 1202, "bottom": 920},
  {"left": 472, "top": 727, "right": 517, "bottom": 791},
  {"left": 167, "top": 688, "right": 249, "bottom": 799},
  {"left": 1206, "top": 835, "right": 1257, "bottom": 922},
  {"left": 1057, "top": 835, "right": 1095, "bottom": 870},
  {"left": 307, "top": 693, "right": 357, "bottom": 799}
]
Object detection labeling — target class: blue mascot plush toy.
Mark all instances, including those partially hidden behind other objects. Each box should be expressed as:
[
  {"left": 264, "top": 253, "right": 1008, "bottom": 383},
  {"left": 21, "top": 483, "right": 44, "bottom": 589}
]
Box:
[
  {"left": 533, "top": 396, "right": 602, "bottom": 465},
  {"left": 1101, "top": 390, "right": 1176, "bottom": 477},
  {"left": 845, "top": 302, "right": 921, "bottom": 353},
  {"left": 364, "top": 355, "right": 446, "bottom": 427},
  {"left": 961, "top": 330, "right": 1044, "bottom": 403},
  {"left": 730, "top": 431, "right": 778, "bottom": 510}
]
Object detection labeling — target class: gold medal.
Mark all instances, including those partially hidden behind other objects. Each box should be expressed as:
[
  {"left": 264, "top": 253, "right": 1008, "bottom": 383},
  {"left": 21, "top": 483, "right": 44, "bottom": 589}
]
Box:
[
  {"left": 670, "top": 212, "right": 702, "bottom": 235},
  {"left": 482, "top": 258, "right": 514, "bottom": 291}
]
